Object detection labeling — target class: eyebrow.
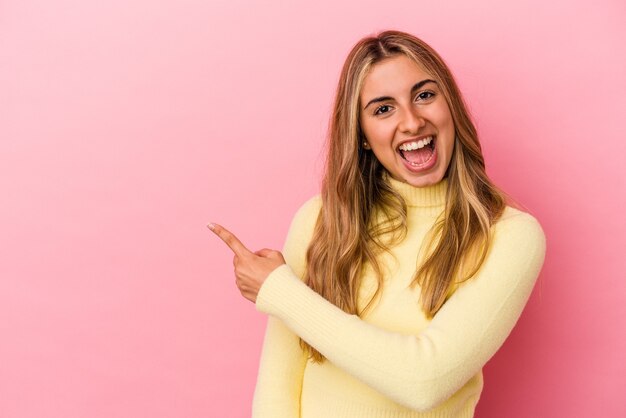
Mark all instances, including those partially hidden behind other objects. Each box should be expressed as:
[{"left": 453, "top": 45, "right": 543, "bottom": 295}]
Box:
[{"left": 362, "top": 79, "right": 437, "bottom": 110}]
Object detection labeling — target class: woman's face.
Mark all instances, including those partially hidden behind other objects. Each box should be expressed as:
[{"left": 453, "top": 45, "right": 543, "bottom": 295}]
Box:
[{"left": 359, "top": 54, "right": 455, "bottom": 187}]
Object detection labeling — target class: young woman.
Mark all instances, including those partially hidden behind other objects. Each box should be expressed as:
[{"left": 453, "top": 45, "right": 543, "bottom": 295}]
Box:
[{"left": 209, "top": 30, "right": 546, "bottom": 418}]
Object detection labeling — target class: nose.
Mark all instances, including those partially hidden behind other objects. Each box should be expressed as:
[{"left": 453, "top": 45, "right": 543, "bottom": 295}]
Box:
[{"left": 398, "top": 106, "right": 426, "bottom": 134}]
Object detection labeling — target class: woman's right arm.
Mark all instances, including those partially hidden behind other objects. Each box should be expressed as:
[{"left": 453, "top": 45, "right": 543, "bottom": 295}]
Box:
[{"left": 251, "top": 195, "right": 322, "bottom": 417}]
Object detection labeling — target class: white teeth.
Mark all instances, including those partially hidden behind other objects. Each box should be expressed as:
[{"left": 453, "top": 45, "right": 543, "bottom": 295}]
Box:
[{"left": 398, "top": 136, "right": 433, "bottom": 151}]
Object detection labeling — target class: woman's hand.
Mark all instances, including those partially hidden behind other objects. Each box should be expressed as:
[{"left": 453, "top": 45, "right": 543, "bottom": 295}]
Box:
[{"left": 208, "top": 223, "right": 286, "bottom": 303}]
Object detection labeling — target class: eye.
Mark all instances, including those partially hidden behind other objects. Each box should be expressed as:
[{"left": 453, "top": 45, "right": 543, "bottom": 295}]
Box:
[
  {"left": 374, "top": 104, "right": 392, "bottom": 115},
  {"left": 415, "top": 91, "right": 435, "bottom": 102}
]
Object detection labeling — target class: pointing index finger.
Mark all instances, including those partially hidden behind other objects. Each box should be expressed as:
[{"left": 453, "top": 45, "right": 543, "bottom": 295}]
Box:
[{"left": 208, "top": 223, "right": 252, "bottom": 257}]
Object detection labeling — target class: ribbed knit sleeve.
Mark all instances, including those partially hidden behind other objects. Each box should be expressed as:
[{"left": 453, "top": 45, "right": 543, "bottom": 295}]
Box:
[
  {"left": 255, "top": 209, "right": 546, "bottom": 412},
  {"left": 251, "top": 196, "right": 322, "bottom": 417}
]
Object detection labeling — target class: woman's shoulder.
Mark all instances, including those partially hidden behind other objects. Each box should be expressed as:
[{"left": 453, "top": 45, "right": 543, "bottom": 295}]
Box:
[
  {"left": 285, "top": 194, "right": 323, "bottom": 238},
  {"left": 290, "top": 193, "right": 322, "bottom": 222},
  {"left": 297, "top": 194, "right": 323, "bottom": 215},
  {"left": 280, "top": 194, "right": 322, "bottom": 274},
  {"left": 494, "top": 205, "right": 546, "bottom": 249}
]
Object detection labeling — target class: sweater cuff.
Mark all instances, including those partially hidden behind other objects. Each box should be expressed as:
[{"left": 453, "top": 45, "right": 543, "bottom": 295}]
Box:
[{"left": 255, "top": 263, "right": 304, "bottom": 315}]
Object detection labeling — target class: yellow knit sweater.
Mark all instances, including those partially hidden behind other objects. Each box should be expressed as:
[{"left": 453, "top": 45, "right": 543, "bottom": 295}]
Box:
[{"left": 252, "top": 176, "right": 546, "bottom": 418}]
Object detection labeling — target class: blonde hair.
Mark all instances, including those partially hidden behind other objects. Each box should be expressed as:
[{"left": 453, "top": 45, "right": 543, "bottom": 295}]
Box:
[{"left": 300, "top": 30, "right": 515, "bottom": 363}]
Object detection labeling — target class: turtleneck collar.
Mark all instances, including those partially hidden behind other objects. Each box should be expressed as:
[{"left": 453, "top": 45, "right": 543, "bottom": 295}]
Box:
[{"left": 383, "top": 171, "right": 448, "bottom": 208}]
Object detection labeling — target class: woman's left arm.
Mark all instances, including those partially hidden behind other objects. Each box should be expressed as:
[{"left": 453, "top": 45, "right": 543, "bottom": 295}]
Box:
[{"left": 254, "top": 212, "right": 547, "bottom": 412}]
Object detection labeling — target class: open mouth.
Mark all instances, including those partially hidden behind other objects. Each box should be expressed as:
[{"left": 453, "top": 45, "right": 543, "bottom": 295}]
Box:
[{"left": 397, "top": 136, "right": 436, "bottom": 166}]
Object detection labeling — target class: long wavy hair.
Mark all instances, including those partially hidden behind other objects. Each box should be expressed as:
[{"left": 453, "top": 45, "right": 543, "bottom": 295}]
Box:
[{"left": 300, "top": 30, "right": 515, "bottom": 363}]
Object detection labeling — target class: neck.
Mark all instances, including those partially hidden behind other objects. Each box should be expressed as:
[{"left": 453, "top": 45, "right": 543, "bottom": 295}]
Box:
[{"left": 383, "top": 171, "right": 448, "bottom": 208}]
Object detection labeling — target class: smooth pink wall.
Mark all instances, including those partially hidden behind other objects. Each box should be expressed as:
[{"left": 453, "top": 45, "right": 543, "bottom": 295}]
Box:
[{"left": 1, "top": 0, "right": 624, "bottom": 417}]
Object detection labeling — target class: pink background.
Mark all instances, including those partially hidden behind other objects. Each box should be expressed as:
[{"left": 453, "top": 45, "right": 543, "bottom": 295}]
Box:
[{"left": 1, "top": 0, "right": 624, "bottom": 417}]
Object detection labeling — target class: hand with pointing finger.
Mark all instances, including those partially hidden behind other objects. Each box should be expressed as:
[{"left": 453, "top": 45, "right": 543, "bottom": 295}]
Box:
[{"left": 208, "top": 222, "right": 286, "bottom": 303}]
